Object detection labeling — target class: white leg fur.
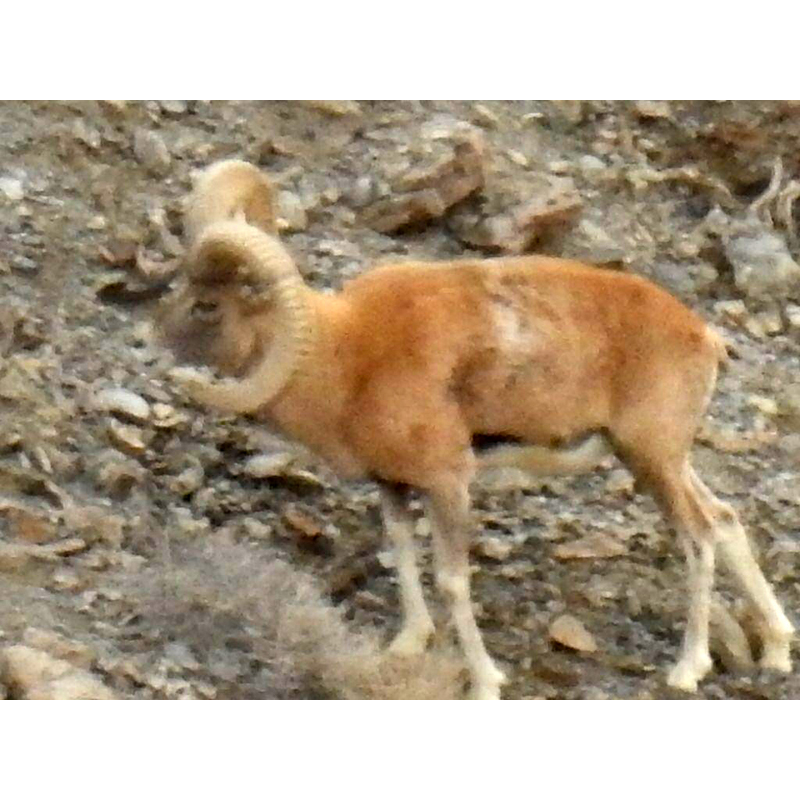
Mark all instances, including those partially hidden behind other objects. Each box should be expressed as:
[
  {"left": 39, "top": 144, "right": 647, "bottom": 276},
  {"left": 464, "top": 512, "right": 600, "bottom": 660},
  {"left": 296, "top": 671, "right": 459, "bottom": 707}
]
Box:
[
  {"left": 437, "top": 571, "right": 506, "bottom": 699},
  {"left": 689, "top": 469, "right": 794, "bottom": 672},
  {"left": 427, "top": 483, "right": 506, "bottom": 700},
  {"left": 668, "top": 535, "right": 714, "bottom": 692},
  {"left": 380, "top": 488, "right": 435, "bottom": 657},
  {"left": 716, "top": 520, "right": 794, "bottom": 671}
]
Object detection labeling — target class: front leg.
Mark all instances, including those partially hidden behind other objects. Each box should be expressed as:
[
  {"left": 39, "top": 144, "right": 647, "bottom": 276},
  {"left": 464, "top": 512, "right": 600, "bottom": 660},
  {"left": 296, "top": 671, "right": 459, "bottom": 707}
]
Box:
[
  {"left": 380, "top": 484, "right": 435, "bottom": 657},
  {"left": 426, "top": 478, "right": 507, "bottom": 700}
]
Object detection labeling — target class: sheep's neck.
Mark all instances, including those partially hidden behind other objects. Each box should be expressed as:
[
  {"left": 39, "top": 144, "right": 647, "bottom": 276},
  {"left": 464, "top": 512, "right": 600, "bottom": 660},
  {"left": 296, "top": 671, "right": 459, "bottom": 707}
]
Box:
[{"left": 257, "top": 290, "right": 365, "bottom": 477}]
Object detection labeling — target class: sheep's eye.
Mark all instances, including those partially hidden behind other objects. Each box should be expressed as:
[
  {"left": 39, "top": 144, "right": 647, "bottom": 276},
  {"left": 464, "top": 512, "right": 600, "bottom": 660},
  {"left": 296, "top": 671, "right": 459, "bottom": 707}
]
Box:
[{"left": 192, "top": 300, "right": 220, "bottom": 320}]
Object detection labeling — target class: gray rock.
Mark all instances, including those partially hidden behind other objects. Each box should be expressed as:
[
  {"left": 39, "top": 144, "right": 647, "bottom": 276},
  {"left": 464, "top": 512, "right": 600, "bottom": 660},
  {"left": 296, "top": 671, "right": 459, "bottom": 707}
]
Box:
[
  {"left": 725, "top": 228, "right": 800, "bottom": 299},
  {"left": 276, "top": 191, "right": 307, "bottom": 232},
  {"left": 0, "top": 176, "right": 24, "bottom": 201},
  {"left": 133, "top": 129, "right": 171, "bottom": 175},
  {"left": 160, "top": 100, "right": 188, "bottom": 115},
  {"left": 649, "top": 260, "right": 719, "bottom": 298},
  {"left": 11, "top": 255, "right": 39, "bottom": 273}
]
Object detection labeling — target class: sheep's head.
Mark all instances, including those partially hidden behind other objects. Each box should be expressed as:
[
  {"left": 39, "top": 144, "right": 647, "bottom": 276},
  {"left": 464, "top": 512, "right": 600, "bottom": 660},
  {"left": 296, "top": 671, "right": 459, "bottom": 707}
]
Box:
[{"left": 157, "top": 220, "right": 313, "bottom": 414}]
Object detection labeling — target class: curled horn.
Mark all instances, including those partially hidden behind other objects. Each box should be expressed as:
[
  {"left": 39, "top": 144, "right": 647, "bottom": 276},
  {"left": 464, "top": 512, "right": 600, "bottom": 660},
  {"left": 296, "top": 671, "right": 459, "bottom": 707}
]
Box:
[
  {"left": 184, "top": 160, "right": 277, "bottom": 246},
  {"left": 180, "top": 220, "right": 313, "bottom": 413}
]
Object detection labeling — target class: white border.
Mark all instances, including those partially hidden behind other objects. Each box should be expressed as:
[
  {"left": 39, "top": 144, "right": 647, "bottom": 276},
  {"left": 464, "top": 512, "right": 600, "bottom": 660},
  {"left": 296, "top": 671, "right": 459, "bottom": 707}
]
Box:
[{"left": 5, "top": 3, "right": 799, "bottom": 99}]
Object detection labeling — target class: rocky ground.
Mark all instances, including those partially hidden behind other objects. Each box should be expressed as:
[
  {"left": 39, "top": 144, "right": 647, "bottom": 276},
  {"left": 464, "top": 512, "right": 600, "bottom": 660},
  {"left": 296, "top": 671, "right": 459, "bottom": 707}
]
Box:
[{"left": 1, "top": 100, "right": 799, "bottom": 700}]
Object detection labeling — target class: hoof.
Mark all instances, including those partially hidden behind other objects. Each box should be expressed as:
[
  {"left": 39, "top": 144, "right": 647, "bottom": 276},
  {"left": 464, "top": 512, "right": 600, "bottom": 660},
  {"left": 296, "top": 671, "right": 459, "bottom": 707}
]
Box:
[
  {"left": 760, "top": 643, "right": 792, "bottom": 674},
  {"left": 489, "top": 664, "right": 508, "bottom": 687},
  {"left": 666, "top": 655, "right": 712, "bottom": 693},
  {"left": 386, "top": 624, "right": 434, "bottom": 658},
  {"left": 469, "top": 684, "right": 503, "bottom": 700},
  {"left": 467, "top": 661, "right": 507, "bottom": 699}
]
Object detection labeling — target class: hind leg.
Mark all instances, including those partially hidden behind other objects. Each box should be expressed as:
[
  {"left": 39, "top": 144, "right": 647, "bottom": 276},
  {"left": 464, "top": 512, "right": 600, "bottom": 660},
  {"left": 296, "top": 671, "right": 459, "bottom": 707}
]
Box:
[
  {"left": 617, "top": 445, "right": 719, "bottom": 691},
  {"left": 380, "top": 484, "right": 435, "bottom": 657},
  {"left": 667, "top": 519, "right": 716, "bottom": 692},
  {"left": 688, "top": 468, "right": 794, "bottom": 671}
]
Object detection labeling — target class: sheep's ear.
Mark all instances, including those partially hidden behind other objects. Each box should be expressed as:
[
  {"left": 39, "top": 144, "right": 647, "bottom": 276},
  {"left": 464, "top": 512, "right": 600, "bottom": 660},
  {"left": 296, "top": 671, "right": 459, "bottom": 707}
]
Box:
[{"left": 191, "top": 239, "right": 246, "bottom": 287}]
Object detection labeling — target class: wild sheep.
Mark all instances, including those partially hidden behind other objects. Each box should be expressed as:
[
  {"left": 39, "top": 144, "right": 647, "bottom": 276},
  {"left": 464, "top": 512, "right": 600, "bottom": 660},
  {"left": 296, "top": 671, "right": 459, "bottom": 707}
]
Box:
[{"left": 157, "top": 159, "right": 794, "bottom": 699}]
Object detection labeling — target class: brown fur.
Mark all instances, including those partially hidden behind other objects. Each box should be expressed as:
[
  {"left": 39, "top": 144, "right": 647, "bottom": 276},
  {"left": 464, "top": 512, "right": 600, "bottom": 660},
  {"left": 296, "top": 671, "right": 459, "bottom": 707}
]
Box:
[{"left": 245, "top": 256, "right": 721, "bottom": 489}]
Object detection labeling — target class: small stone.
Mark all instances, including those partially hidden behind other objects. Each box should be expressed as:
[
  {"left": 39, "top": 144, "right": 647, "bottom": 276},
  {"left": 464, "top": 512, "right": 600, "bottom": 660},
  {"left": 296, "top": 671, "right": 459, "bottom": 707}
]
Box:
[
  {"left": 11, "top": 255, "right": 39, "bottom": 273},
  {"left": 276, "top": 191, "right": 307, "bottom": 232},
  {"left": 95, "top": 455, "right": 146, "bottom": 496},
  {"left": 283, "top": 508, "right": 323, "bottom": 539},
  {"left": 606, "top": 469, "right": 634, "bottom": 494},
  {"left": 87, "top": 215, "right": 107, "bottom": 231},
  {"left": 552, "top": 100, "right": 585, "bottom": 125},
  {"left": 553, "top": 534, "right": 626, "bottom": 560},
  {"left": 747, "top": 395, "right": 778, "bottom": 416},
  {"left": 0, "top": 543, "right": 32, "bottom": 571},
  {"left": 674, "top": 238, "right": 699, "bottom": 259},
  {"left": 786, "top": 304, "right": 800, "bottom": 328},
  {"left": 62, "top": 505, "right": 125, "bottom": 548},
  {"left": 22, "top": 629, "right": 94, "bottom": 669},
  {"left": 578, "top": 155, "right": 606, "bottom": 173},
  {"left": 472, "top": 103, "right": 500, "bottom": 127},
  {"left": 133, "top": 129, "right": 171, "bottom": 175},
  {"left": 163, "top": 642, "right": 199, "bottom": 671},
  {"left": 94, "top": 388, "right": 151, "bottom": 422},
  {"left": 51, "top": 568, "right": 85, "bottom": 592},
  {"left": 301, "top": 100, "right": 361, "bottom": 117},
  {"left": 477, "top": 537, "right": 514, "bottom": 561},
  {"left": 754, "top": 308, "right": 783, "bottom": 334},
  {"left": 778, "top": 433, "right": 800, "bottom": 458},
  {"left": 79, "top": 552, "right": 109, "bottom": 571},
  {"left": 548, "top": 160, "right": 571, "bottom": 175},
  {"left": 0, "top": 176, "right": 24, "bottom": 201},
  {"left": 169, "top": 465, "right": 204, "bottom": 496},
  {"left": 347, "top": 176, "right": 378, "bottom": 208},
  {"left": 241, "top": 518, "right": 272, "bottom": 540},
  {"left": 243, "top": 452, "right": 294, "bottom": 478},
  {"left": 151, "top": 402, "right": 188, "bottom": 429},
  {"left": 172, "top": 507, "right": 210, "bottom": 536},
  {"left": 633, "top": 100, "right": 671, "bottom": 119},
  {"left": 47, "top": 538, "right": 89, "bottom": 557},
  {"left": 160, "top": 100, "right": 188, "bottom": 115},
  {"left": 1, "top": 645, "right": 115, "bottom": 699},
  {"left": 107, "top": 419, "right": 148, "bottom": 454},
  {"left": 506, "top": 149, "right": 529, "bottom": 168},
  {"left": 152, "top": 402, "right": 176, "bottom": 419},
  {"left": 714, "top": 299, "right": 748, "bottom": 324},
  {"left": 548, "top": 614, "right": 598, "bottom": 653},
  {"left": 744, "top": 317, "right": 768, "bottom": 339},
  {"left": 73, "top": 120, "right": 101, "bottom": 149},
  {"left": 5, "top": 508, "right": 58, "bottom": 544}
]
